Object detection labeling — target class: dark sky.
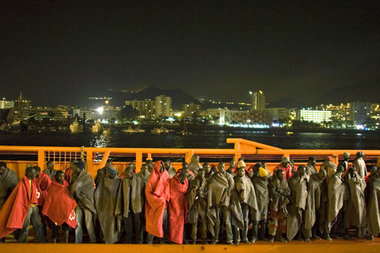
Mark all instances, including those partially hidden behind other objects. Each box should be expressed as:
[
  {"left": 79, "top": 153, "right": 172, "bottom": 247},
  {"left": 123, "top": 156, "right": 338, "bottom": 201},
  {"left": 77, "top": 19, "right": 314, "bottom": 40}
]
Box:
[{"left": 1, "top": 1, "right": 379, "bottom": 106}]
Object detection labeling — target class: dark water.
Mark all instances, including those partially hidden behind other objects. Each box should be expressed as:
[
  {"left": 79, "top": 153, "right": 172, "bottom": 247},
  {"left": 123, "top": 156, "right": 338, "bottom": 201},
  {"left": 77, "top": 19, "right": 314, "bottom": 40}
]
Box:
[{"left": 0, "top": 129, "right": 380, "bottom": 150}]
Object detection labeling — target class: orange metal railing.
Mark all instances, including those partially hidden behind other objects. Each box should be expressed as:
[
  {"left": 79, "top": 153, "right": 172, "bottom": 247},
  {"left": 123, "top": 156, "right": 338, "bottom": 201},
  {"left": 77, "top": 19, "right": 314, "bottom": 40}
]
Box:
[{"left": 0, "top": 138, "right": 379, "bottom": 178}]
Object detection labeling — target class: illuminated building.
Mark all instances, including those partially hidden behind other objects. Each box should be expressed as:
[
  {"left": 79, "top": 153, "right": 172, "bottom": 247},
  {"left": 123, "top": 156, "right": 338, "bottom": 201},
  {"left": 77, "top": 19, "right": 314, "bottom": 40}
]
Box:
[
  {"left": 183, "top": 103, "right": 201, "bottom": 118},
  {"left": 296, "top": 109, "right": 332, "bottom": 123},
  {"left": 351, "top": 101, "right": 372, "bottom": 125},
  {"left": 125, "top": 99, "right": 155, "bottom": 120},
  {"left": 250, "top": 90, "right": 266, "bottom": 111},
  {"left": 0, "top": 98, "right": 14, "bottom": 109},
  {"left": 155, "top": 95, "right": 172, "bottom": 118}
]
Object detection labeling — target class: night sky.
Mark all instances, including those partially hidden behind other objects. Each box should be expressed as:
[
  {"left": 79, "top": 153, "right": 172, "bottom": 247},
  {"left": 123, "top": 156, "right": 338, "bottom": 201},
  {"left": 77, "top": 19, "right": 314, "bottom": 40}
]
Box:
[{"left": 1, "top": 1, "right": 379, "bottom": 106}]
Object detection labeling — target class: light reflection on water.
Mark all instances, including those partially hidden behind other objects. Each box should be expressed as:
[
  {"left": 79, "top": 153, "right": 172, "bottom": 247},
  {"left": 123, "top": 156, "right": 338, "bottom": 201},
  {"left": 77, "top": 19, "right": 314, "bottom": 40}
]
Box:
[{"left": 0, "top": 129, "right": 379, "bottom": 149}]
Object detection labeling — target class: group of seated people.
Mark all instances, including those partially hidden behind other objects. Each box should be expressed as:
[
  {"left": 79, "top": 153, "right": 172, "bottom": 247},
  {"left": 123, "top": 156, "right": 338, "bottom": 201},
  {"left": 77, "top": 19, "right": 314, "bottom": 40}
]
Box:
[{"left": 0, "top": 151, "right": 379, "bottom": 244}]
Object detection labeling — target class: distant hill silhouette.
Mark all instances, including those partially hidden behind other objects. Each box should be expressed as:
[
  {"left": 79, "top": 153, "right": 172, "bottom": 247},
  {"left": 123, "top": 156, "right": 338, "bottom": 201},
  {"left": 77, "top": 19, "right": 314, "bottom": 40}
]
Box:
[
  {"left": 109, "top": 86, "right": 200, "bottom": 110},
  {"left": 268, "top": 97, "right": 307, "bottom": 109},
  {"left": 314, "top": 77, "right": 380, "bottom": 105}
]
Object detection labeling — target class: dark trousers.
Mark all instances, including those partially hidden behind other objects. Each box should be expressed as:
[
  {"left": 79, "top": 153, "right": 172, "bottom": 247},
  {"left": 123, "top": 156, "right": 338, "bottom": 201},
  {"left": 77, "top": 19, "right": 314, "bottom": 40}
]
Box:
[
  {"left": 214, "top": 206, "right": 232, "bottom": 243},
  {"left": 190, "top": 211, "right": 207, "bottom": 241},
  {"left": 252, "top": 219, "right": 267, "bottom": 240},
  {"left": 232, "top": 203, "right": 250, "bottom": 243},
  {"left": 17, "top": 205, "right": 44, "bottom": 243},
  {"left": 75, "top": 206, "right": 96, "bottom": 243},
  {"left": 124, "top": 212, "right": 143, "bottom": 243}
]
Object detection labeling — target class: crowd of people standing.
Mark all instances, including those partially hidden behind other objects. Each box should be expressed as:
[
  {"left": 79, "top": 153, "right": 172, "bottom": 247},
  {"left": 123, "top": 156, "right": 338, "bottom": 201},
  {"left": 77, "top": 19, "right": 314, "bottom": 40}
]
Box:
[{"left": 0, "top": 151, "right": 379, "bottom": 244}]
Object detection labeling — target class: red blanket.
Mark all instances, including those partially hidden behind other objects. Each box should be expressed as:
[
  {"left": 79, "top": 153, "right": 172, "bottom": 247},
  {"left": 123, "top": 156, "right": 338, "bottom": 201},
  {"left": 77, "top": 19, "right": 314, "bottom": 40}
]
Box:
[
  {"left": 168, "top": 175, "right": 188, "bottom": 244},
  {"left": 42, "top": 180, "right": 77, "bottom": 228},
  {"left": 36, "top": 171, "right": 51, "bottom": 191},
  {"left": 145, "top": 161, "right": 170, "bottom": 238},
  {"left": 64, "top": 168, "right": 73, "bottom": 183},
  {"left": 0, "top": 176, "right": 38, "bottom": 238}
]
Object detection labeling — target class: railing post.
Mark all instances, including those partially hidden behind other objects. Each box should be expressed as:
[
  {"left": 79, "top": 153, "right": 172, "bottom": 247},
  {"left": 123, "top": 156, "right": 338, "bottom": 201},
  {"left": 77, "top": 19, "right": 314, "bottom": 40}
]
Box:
[
  {"left": 332, "top": 153, "right": 339, "bottom": 165},
  {"left": 185, "top": 150, "right": 194, "bottom": 163},
  {"left": 38, "top": 149, "right": 45, "bottom": 169},
  {"left": 136, "top": 152, "right": 142, "bottom": 172},
  {"left": 86, "top": 151, "right": 93, "bottom": 175},
  {"left": 377, "top": 156, "right": 380, "bottom": 167}
]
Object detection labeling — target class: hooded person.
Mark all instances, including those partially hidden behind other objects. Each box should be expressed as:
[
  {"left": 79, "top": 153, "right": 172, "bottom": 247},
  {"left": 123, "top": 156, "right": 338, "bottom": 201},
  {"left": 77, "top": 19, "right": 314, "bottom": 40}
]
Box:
[
  {"left": 207, "top": 161, "right": 235, "bottom": 245},
  {"left": 340, "top": 152, "right": 351, "bottom": 177},
  {"left": 287, "top": 165, "right": 309, "bottom": 242},
  {"left": 188, "top": 154, "right": 202, "bottom": 177},
  {"left": 43, "top": 160, "right": 59, "bottom": 180},
  {"left": 344, "top": 167, "right": 367, "bottom": 239},
  {"left": 268, "top": 169, "right": 290, "bottom": 242},
  {"left": 168, "top": 171, "right": 189, "bottom": 244},
  {"left": 233, "top": 160, "right": 258, "bottom": 244},
  {"left": 306, "top": 157, "right": 317, "bottom": 176},
  {"left": 367, "top": 168, "right": 380, "bottom": 240},
  {"left": 187, "top": 168, "right": 208, "bottom": 244},
  {"left": 251, "top": 163, "right": 271, "bottom": 241},
  {"left": 0, "top": 162, "right": 18, "bottom": 210},
  {"left": 303, "top": 169, "right": 326, "bottom": 241},
  {"left": 115, "top": 163, "right": 145, "bottom": 244},
  {"left": 42, "top": 170, "right": 77, "bottom": 243},
  {"left": 164, "top": 159, "right": 177, "bottom": 179},
  {"left": 176, "top": 162, "right": 195, "bottom": 182},
  {"left": 94, "top": 166, "right": 121, "bottom": 244},
  {"left": 0, "top": 166, "right": 44, "bottom": 243},
  {"left": 320, "top": 156, "right": 337, "bottom": 184},
  {"left": 145, "top": 160, "right": 170, "bottom": 244},
  {"left": 94, "top": 158, "right": 117, "bottom": 186},
  {"left": 70, "top": 160, "right": 97, "bottom": 243},
  {"left": 353, "top": 152, "right": 367, "bottom": 179},
  {"left": 137, "top": 163, "right": 151, "bottom": 185},
  {"left": 273, "top": 157, "right": 293, "bottom": 181},
  {"left": 225, "top": 160, "right": 237, "bottom": 175},
  {"left": 325, "top": 165, "right": 348, "bottom": 241}
]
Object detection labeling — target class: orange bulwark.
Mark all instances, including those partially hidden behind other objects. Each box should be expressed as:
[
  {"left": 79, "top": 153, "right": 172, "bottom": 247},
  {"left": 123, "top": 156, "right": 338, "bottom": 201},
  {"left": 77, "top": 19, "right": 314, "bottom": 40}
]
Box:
[
  {"left": 1, "top": 138, "right": 380, "bottom": 178},
  {"left": 1, "top": 138, "right": 380, "bottom": 252}
]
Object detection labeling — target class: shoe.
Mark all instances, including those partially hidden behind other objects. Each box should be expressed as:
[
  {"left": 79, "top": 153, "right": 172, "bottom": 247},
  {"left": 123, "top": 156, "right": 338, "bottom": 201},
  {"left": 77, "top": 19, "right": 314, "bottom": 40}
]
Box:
[
  {"left": 304, "top": 238, "right": 311, "bottom": 242},
  {"left": 234, "top": 241, "right": 240, "bottom": 246},
  {"left": 312, "top": 234, "right": 321, "bottom": 240},
  {"left": 326, "top": 236, "right": 332, "bottom": 241},
  {"left": 211, "top": 240, "right": 218, "bottom": 245},
  {"left": 249, "top": 239, "right": 256, "bottom": 244},
  {"left": 279, "top": 237, "right": 288, "bottom": 243},
  {"left": 368, "top": 235, "right": 374, "bottom": 241},
  {"left": 227, "top": 241, "right": 234, "bottom": 245}
]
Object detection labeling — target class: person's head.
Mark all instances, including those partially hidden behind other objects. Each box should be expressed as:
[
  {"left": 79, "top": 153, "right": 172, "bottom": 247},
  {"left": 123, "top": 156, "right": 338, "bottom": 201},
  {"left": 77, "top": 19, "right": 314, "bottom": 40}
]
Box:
[
  {"left": 281, "top": 157, "right": 290, "bottom": 167},
  {"left": 337, "top": 164, "right": 345, "bottom": 174},
  {"left": 237, "top": 167, "right": 246, "bottom": 177},
  {"left": 217, "top": 161, "right": 225, "bottom": 172},
  {"left": 252, "top": 163, "right": 262, "bottom": 177},
  {"left": 124, "top": 164, "right": 134, "bottom": 179},
  {"left": 141, "top": 164, "right": 148, "bottom": 174},
  {"left": 47, "top": 160, "right": 54, "bottom": 170},
  {"left": 211, "top": 165, "right": 217, "bottom": 173},
  {"left": 25, "top": 166, "right": 36, "bottom": 180},
  {"left": 356, "top": 151, "right": 364, "bottom": 158},
  {"left": 105, "top": 167, "right": 117, "bottom": 179},
  {"left": 318, "top": 168, "right": 327, "bottom": 180},
  {"left": 106, "top": 159, "right": 113, "bottom": 168},
  {"left": 276, "top": 169, "right": 285, "bottom": 180},
  {"left": 297, "top": 165, "right": 306, "bottom": 177},
  {"left": 203, "top": 162, "right": 210, "bottom": 172},
  {"left": 343, "top": 152, "right": 350, "bottom": 160},
  {"left": 229, "top": 160, "right": 236, "bottom": 168},
  {"left": 182, "top": 161, "right": 189, "bottom": 170},
  {"left": 376, "top": 168, "right": 380, "bottom": 178},
  {"left": 308, "top": 157, "right": 316, "bottom": 165},
  {"left": 348, "top": 167, "right": 356, "bottom": 177},
  {"left": 55, "top": 170, "right": 65, "bottom": 184},
  {"left": 33, "top": 166, "right": 41, "bottom": 178},
  {"left": 164, "top": 159, "right": 171, "bottom": 170},
  {"left": 368, "top": 165, "right": 378, "bottom": 175},
  {"left": 73, "top": 160, "right": 85, "bottom": 173},
  {"left": 0, "top": 162, "right": 7, "bottom": 175},
  {"left": 178, "top": 171, "right": 187, "bottom": 183},
  {"left": 146, "top": 159, "right": 154, "bottom": 173},
  {"left": 69, "top": 160, "right": 75, "bottom": 168},
  {"left": 197, "top": 168, "right": 205, "bottom": 179},
  {"left": 237, "top": 160, "right": 246, "bottom": 170},
  {"left": 191, "top": 155, "right": 200, "bottom": 164}
]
